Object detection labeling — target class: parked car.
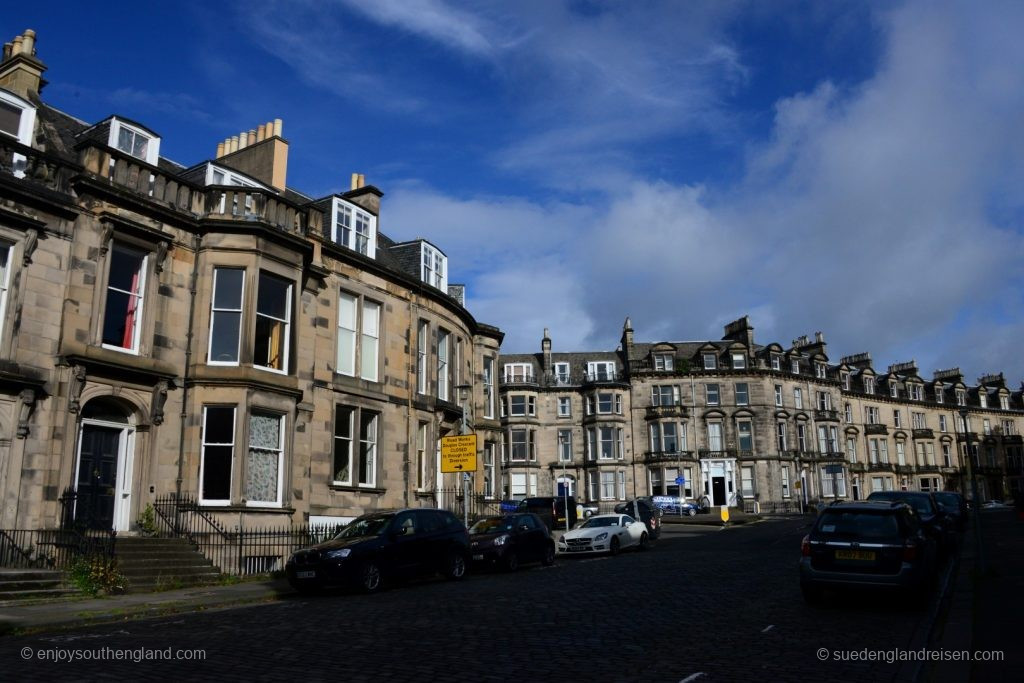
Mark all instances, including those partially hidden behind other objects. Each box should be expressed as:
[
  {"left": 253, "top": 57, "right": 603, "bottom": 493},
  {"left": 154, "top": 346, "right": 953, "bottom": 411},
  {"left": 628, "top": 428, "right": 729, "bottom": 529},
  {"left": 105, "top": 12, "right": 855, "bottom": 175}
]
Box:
[
  {"left": 515, "top": 496, "right": 578, "bottom": 531},
  {"left": 469, "top": 513, "right": 556, "bottom": 571},
  {"left": 614, "top": 498, "right": 662, "bottom": 540},
  {"left": 866, "top": 491, "right": 956, "bottom": 555},
  {"left": 800, "top": 501, "right": 938, "bottom": 606},
  {"left": 581, "top": 503, "right": 600, "bottom": 518},
  {"left": 651, "top": 495, "right": 700, "bottom": 517},
  {"left": 933, "top": 491, "right": 968, "bottom": 531},
  {"left": 557, "top": 514, "right": 649, "bottom": 555},
  {"left": 285, "top": 509, "right": 470, "bottom": 594}
]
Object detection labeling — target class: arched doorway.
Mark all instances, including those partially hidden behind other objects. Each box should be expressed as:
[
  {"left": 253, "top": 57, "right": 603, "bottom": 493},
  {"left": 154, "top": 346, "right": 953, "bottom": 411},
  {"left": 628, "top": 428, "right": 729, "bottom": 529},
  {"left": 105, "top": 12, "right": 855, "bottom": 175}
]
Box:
[{"left": 74, "top": 397, "right": 136, "bottom": 531}]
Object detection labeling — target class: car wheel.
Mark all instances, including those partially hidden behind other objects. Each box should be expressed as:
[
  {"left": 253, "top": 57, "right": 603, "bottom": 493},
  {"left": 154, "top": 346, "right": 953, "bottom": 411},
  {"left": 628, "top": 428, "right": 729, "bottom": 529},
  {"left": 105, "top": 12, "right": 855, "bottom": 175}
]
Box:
[
  {"left": 688, "top": 508, "right": 697, "bottom": 517},
  {"left": 609, "top": 536, "right": 621, "bottom": 556},
  {"left": 445, "top": 551, "right": 467, "bottom": 580},
  {"left": 638, "top": 532, "right": 649, "bottom": 551},
  {"left": 541, "top": 543, "right": 556, "bottom": 567},
  {"left": 800, "top": 583, "right": 823, "bottom": 606},
  {"left": 359, "top": 562, "right": 383, "bottom": 594},
  {"left": 504, "top": 551, "right": 519, "bottom": 572}
]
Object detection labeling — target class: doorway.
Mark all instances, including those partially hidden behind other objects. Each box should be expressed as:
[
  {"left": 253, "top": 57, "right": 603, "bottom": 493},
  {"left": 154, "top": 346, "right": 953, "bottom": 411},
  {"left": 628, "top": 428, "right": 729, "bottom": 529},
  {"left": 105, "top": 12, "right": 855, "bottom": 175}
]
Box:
[
  {"left": 74, "top": 398, "right": 135, "bottom": 531},
  {"left": 712, "top": 476, "right": 727, "bottom": 506}
]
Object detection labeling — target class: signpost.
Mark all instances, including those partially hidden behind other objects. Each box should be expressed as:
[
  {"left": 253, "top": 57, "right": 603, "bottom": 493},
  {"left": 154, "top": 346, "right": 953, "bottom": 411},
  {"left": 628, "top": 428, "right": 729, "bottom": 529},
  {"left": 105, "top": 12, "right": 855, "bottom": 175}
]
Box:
[
  {"left": 441, "top": 434, "right": 478, "bottom": 528},
  {"left": 674, "top": 476, "right": 686, "bottom": 517},
  {"left": 440, "top": 435, "right": 478, "bottom": 473}
]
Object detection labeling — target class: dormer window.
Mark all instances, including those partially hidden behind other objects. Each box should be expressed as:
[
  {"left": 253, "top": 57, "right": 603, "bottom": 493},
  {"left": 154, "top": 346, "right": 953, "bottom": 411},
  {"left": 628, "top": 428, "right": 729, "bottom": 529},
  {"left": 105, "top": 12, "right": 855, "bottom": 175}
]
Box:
[
  {"left": 935, "top": 387, "right": 944, "bottom": 404},
  {"left": 791, "top": 359, "right": 800, "bottom": 374},
  {"left": 841, "top": 372, "right": 850, "bottom": 390},
  {"left": 955, "top": 389, "right": 966, "bottom": 406},
  {"left": 1000, "top": 395, "right": 1010, "bottom": 410},
  {"left": 815, "top": 362, "right": 827, "bottom": 379},
  {"left": 330, "top": 198, "right": 377, "bottom": 258},
  {"left": 107, "top": 117, "right": 160, "bottom": 165},
  {"left": 979, "top": 391, "right": 988, "bottom": 409},
  {"left": 703, "top": 353, "right": 717, "bottom": 370},
  {"left": 909, "top": 384, "right": 922, "bottom": 401},
  {"left": 890, "top": 382, "right": 898, "bottom": 398},
  {"left": 654, "top": 353, "right": 674, "bottom": 371},
  {"left": 0, "top": 90, "right": 35, "bottom": 145},
  {"left": 864, "top": 377, "right": 875, "bottom": 395},
  {"left": 0, "top": 89, "right": 36, "bottom": 177},
  {"left": 420, "top": 243, "right": 447, "bottom": 291},
  {"left": 554, "top": 362, "right": 570, "bottom": 384},
  {"left": 587, "top": 361, "right": 616, "bottom": 381},
  {"left": 771, "top": 354, "right": 781, "bottom": 371},
  {"left": 732, "top": 353, "right": 746, "bottom": 370}
]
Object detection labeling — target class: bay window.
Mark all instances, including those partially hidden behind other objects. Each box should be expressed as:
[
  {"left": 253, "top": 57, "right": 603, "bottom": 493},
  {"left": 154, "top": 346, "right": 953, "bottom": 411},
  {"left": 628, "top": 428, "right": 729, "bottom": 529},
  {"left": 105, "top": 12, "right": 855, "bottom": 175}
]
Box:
[
  {"left": 254, "top": 272, "right": 291, "bottom": 372},
  {"left": 245, "top": 411, "right": 285, "bottom": 506},
  {"left": 208, "top": 268, "right": 244, "bottom": 364}
]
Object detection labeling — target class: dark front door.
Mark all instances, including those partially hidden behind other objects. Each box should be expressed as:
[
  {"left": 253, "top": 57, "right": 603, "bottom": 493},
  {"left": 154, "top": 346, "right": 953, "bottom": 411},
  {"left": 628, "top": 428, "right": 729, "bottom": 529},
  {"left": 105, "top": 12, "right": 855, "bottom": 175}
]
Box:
[
  {"left": 712, "top": 476, "right": 727, "bottom": 507},
  {"left": 75, "top": 424, "right": 121, "bottom": 530}
]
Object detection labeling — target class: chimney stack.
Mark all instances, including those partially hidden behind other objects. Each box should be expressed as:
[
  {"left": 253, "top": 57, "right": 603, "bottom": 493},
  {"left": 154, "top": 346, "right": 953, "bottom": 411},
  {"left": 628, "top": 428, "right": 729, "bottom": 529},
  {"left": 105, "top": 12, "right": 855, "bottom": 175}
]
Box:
[
  {"left": 0, "top": 29, "right": 48, "bottom": 98},
  {"left": 214, "top": 119, "right": 288, "bottom": 190}
]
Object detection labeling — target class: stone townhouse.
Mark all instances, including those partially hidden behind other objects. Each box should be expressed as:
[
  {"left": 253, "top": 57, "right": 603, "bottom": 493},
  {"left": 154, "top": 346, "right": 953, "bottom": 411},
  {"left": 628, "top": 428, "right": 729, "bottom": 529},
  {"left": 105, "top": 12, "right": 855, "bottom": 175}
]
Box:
[
  {"left": 498, "top": 316, "right": 1023, "bottom": 511},
  {"left": 0, "top": 29, "right": 502, "bottom": 538}
]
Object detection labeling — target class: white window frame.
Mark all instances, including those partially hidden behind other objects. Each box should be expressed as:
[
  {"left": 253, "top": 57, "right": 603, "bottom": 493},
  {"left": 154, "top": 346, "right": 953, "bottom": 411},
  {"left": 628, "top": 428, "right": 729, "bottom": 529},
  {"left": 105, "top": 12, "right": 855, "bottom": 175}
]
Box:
[
  {"left": 554, "top": 362, "right": 570, "bottom": 384},
  {"left": 557, "top": 396, "right": 571, "bottom": 417},
  {"left": 207, "top": 267, "right": 244, "bottom": 365},
  {"left": 504, "top": 363, "right": 532, "bottom": 383},
  {"left": 417, "top": 321, "right": 429, "bottom": 395},
  {"left": 333, "top": 405, "right": 379, "bottom": 488},
  {"left": 939, "top": 415, "right": 947, "bottom": 432},
  {"left": 245, "top": 411, "right": 285, "bottom": 507},
  {"left": 703, "top": 353, "right": 717, "bottom": 370},
  {"left": 793, "top": 388, "right": 803, "bottom": 410},
  {"left": 735, "top": 383, "right": 749, "bottom": 406},
  {"left": 774, "top": 385, "right": 783, "bottom": 407},
  {"left": 108, "top": 117, "right": 160, "bottom": 164},
  {"left": 330, "top": 198, "right": 378, "bottom": 258},
  {"left": 0, "top": 90, "right": 36, "bottom": 177},
  {"left": 706, "top": 383, "right": 720, "bottom": 406},
  {"left": 558, "top": 429, "right": 573, "bottom": 462},
  {"left": 483, "top": 356, "right": 495, "bottom": 418},
  {"left": 254, "top": 271, "right": 292, "bottom": 374},
  {"left": 771, "top": 354, "right": 781, "bottom": 371},
  {"left": 101, "top": 242, "right": 148, "bottom": 355},
  {"left": 654, "top": 353, "right": 674, "bottom": 371},
  {"left": 587, "top": 361, "right": 616, "bottom": 381},
  {"left": 199, "top": 405, "right": 236, "bottom": 506},
  {"left": 437, "top": 330, "right": 450, "bottom": 400},
  {"left": 732, "top": 353, "right": 746, "bottom": 369},
  {"left": 420, "top": 242, "right": 448, "bottom": 291},
  {"left": 0, "top": 242, "right": 13, "bottom": 343}
]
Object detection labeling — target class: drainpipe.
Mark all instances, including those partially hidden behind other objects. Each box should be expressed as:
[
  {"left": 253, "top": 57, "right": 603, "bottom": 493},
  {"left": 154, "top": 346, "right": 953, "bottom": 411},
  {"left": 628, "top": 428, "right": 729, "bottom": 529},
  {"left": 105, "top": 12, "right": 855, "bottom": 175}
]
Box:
[{"left": 175, "top": 233, "right": 202, "bottom": 498}]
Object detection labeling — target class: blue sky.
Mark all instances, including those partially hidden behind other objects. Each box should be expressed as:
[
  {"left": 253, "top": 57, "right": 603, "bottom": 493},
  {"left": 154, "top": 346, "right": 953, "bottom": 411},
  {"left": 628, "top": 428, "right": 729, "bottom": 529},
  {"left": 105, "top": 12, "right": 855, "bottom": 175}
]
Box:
[{"left": 7, "top": 1, "right": 1024, "bottom": 383}]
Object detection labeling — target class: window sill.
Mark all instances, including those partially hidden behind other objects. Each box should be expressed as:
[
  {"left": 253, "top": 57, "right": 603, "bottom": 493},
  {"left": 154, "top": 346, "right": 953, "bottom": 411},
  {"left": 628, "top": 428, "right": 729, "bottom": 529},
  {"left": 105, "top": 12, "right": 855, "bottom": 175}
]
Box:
[
  {"left": 329, "top": 484, "right": 386, "bottom": 495},
  {"left": 197, "top": 504, "right": 295, "bottom": 514}
]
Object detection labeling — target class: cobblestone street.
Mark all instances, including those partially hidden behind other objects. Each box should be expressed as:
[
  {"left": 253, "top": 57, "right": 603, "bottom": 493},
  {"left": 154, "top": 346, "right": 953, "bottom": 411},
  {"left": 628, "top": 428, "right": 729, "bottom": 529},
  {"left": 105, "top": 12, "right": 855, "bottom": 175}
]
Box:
[{"left": 0, "top": 517, "right": 937, "bottom": 682}]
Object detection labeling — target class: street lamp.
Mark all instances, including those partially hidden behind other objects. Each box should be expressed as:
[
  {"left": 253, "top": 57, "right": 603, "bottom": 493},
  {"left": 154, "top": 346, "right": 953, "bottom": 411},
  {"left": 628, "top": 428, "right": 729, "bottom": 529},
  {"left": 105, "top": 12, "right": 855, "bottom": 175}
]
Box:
[{"left": 960, "top": 408, "right": 986, "bottom": 573}]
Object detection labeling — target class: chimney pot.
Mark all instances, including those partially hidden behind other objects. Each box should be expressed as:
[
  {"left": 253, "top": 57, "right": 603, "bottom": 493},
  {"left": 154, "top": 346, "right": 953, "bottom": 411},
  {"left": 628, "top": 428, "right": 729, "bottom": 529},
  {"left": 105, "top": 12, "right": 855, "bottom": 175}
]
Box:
[
  {"left": 22, "top": 29, "right": 35, "bottom": 55},
  {"left": 11, "top": 36, "right": 23, "bottom": 56},
  {"left": 358, "top": 173, "right": 365, "bottom": 188},
  {"left": 229, "top": 135, "right": 239, "bottom": 153},
  {"left": 273, "top": 118, "right": 282, "bottom": 137},
  {"left": 350, "top": 173, "right": 359, "bottom": 191},
  {"left": 216, "top": 142, "right": 224, "bottom": 158},
  {"left": 248, "top": 128, "right": 256, "bottom": 143},
  {"left": 3, "top": 43, "right": 11, "bottom": 60},
  {"left": 239, "top": 131, "right": 248, "bottom": 149},
  {"left": 256, "top": 124, "right": 265, "bottom": 142}
]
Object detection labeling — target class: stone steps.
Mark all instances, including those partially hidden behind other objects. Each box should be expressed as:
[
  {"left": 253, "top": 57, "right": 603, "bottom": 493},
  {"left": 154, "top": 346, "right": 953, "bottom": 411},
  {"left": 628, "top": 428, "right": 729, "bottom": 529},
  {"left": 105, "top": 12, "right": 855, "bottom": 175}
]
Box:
[
  {"left": 0, "top": 568, "right": 76, "bottom": 602},
  {"left": 114, "top": 537, "right": 221, "bottom": 592}
]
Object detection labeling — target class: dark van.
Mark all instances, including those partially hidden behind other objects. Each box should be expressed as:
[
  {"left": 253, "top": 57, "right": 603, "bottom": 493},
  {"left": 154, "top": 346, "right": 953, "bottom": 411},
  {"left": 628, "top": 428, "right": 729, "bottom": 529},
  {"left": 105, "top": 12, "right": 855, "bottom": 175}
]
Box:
[{"left": 516, "top": 497, "right": 578, "bottom": 531}]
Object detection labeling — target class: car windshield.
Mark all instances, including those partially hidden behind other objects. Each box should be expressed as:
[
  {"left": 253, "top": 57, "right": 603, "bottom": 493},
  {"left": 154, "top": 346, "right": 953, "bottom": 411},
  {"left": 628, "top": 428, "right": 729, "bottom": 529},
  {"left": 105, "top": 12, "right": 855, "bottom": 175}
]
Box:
[
  {"left": 933, "top": 493, "right": 960, "bottom": 511},
  {"left": 817, "top": 511, "right": 899, "bottom": 538},
  {"left": 335, "top": 514, "right": 393, "bottom": 539},
  {"left": 869, "top": 493, "right": 933, "bottom": 515},
  {"left": 470, "top": 517, "right": 515, "bottom": 534},
  {"left": 582, "top": 517, "right": 620, "bottom": 528}
]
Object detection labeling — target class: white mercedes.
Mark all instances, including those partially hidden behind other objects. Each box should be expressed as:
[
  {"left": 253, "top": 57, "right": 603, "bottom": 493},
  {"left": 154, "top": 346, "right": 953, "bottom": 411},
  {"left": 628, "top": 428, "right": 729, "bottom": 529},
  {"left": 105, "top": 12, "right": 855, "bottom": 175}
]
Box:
[{"left": 557, "top": 514, "right": 650, "bottom": 555}]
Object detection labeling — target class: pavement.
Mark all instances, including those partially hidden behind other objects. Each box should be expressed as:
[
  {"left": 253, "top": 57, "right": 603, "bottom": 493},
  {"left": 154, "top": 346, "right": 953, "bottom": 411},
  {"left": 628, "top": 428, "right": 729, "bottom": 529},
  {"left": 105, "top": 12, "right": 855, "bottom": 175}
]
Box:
[{"left": 926, "top": 506, "right": 1022, "bottom": 682}]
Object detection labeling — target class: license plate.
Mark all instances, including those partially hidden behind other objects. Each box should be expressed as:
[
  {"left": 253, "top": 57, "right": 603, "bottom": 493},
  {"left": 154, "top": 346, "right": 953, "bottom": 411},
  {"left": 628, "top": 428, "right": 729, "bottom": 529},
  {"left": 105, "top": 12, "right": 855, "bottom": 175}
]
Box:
[
  {"left": 568, "top": 546, "right": 588, "bottom": 552},
  {"left": 835, "top": 549, "right": 875, "bottom": 561},
  {"left": 296, "top": 570, "right": 316, "bottom": 579},
  {"left": 473, "top": 554, "right": 484, "bottom": 561}
]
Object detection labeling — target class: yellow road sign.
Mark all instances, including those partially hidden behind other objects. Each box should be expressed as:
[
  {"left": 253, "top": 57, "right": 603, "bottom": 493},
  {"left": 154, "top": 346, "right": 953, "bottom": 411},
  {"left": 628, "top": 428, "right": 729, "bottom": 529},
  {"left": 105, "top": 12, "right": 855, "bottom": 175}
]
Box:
[
  {"left": 441, "top": 434, "right": 478, "bottom": 473},
  {"left": 720, "top": 506, "right": 730, "bottom": 523}
]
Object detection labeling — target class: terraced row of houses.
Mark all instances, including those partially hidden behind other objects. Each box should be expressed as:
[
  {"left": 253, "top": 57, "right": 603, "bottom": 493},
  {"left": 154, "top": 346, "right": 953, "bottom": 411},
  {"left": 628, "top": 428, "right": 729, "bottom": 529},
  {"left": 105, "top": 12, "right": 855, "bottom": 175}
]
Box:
[
  {"left": 0, "top": 29, "right": 1020, "bottom": 548},
  {"left": 498, "top": 318, "right": 1024, "bottom": 512}
]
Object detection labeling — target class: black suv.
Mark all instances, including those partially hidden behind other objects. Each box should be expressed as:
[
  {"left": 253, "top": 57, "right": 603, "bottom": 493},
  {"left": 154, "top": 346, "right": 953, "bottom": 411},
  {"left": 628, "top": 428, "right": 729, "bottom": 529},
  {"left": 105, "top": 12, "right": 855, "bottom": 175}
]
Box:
[
  {"left": 286, "top": 509, "right": 470, "bottom": 593},
  {"left": 866, "top": 491, "right": 956, "bottom": 554},
  {"left": 469, "top": 513, "right": 556, "bottom": 571},
  {"left": 614, "top": 498, "right": 662, "bottom": 540},
  {"left": 800, "top": 501, "right": 938, "bottom": 606},
  {"left": 933, "top": 491, "right": 968, "bottom": 532},
  {"left": 516, "top": 497, "right": 578, "bottom": 531}
]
